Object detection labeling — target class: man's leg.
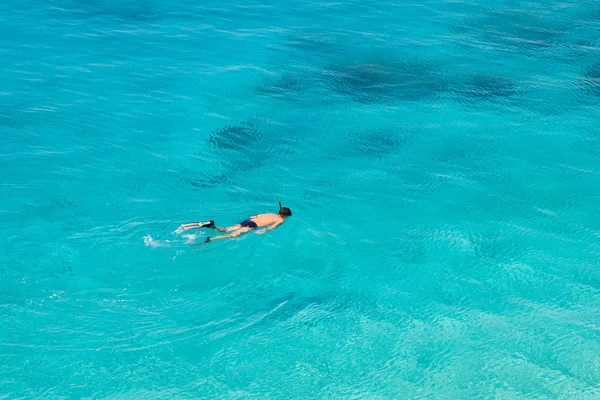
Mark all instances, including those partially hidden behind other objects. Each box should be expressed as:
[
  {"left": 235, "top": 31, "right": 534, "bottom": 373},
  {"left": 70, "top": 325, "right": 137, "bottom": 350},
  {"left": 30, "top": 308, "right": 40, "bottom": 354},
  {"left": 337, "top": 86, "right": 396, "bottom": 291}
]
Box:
[
  {"left": 207, "top": 223, "right": 242, "bottom": 233},
  {"left": 209, "top": 227, "right": 251, "bottom": 241}
]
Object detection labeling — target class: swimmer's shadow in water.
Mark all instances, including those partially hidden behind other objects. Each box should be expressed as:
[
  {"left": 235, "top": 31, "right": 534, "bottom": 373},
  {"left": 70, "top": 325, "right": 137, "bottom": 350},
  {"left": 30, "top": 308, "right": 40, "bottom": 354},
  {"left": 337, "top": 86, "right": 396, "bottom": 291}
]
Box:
[{"left": 212, "top": 292, "right": 379, "bottom": 338}]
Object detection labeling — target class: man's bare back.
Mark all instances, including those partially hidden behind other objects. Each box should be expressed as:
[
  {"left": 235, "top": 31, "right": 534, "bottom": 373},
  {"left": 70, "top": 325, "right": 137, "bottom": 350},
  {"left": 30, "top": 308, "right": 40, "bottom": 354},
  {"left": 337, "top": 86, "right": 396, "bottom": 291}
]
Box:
[
  {"left": 179, "top": 203, "right": 292, "bottom": 244},
  {"left": 248, "top": 213, "right": 283, "bottom": 227}
]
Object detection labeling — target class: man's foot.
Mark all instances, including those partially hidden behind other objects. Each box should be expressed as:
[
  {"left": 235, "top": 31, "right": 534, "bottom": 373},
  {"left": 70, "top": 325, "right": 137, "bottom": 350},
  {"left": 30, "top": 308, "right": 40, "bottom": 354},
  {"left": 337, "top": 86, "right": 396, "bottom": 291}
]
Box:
[{"left": 189, "top": 237, "right": 211, "bottom": 246}]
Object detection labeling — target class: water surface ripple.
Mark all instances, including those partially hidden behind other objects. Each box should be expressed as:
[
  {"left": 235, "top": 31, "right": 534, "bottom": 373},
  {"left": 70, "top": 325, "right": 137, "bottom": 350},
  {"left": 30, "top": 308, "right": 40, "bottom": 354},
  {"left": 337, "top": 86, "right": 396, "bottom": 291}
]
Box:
[{"left": 1, "top": 0, "right": 600, "bottom": 398}]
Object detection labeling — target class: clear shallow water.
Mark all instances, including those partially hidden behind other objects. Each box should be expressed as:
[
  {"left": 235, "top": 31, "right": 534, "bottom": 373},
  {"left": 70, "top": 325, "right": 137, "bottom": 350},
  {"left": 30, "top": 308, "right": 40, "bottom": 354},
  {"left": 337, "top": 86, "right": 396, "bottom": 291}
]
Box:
[{"left": 1, "top": 0, "right": 600, "bottom": 397}]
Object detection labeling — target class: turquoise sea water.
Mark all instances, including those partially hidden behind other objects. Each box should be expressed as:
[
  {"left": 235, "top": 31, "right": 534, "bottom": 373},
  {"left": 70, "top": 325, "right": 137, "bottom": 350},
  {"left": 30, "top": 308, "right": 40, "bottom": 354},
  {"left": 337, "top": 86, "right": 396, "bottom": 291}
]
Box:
[{"left": 2, "top": 0, "right": 600, "bottom": 397}]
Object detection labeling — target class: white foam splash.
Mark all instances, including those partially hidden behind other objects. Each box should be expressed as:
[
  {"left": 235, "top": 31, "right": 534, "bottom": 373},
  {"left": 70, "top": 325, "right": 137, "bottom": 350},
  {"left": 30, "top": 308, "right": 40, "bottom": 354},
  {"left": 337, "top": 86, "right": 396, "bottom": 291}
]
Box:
[
  {"left": 143, "top": 235, "right": 170, "bottom": 247},
  {"left": 182, "top": 234, "right": 198, "bottom": 245}
]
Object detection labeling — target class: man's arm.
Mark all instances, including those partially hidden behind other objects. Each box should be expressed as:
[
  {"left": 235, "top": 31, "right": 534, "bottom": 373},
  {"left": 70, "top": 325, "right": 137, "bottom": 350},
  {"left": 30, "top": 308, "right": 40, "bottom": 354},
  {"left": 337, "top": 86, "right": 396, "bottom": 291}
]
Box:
[{"left": 256, "top": 221, "right": 282, "bottom": 235}]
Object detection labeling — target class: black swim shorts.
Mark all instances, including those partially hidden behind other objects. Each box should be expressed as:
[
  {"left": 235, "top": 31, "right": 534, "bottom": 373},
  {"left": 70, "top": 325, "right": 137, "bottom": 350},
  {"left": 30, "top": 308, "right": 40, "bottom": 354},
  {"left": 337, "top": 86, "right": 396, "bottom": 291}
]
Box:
[{"left": 240, "top": 219, "right": 258, "bottom": 229}]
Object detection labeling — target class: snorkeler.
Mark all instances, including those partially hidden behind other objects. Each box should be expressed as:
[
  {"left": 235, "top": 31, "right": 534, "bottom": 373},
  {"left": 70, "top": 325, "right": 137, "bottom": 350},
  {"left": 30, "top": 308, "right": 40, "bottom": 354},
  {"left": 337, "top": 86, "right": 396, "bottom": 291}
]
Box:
[{"left": 180, "top": 202, "right": 292, "bottom": 244}]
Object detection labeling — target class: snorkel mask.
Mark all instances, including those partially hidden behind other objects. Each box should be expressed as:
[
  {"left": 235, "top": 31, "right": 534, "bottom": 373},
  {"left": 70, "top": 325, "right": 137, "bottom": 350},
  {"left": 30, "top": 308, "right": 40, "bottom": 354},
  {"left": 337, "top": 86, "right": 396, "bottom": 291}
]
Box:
[{"left": 279, "top": 202, "right": 292, "bottom": 217}]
